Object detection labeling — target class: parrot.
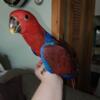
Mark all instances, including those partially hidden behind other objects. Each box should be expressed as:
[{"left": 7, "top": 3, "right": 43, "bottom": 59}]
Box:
[{"left": 9, "top": 9, "right": 78, "bottom": 80}]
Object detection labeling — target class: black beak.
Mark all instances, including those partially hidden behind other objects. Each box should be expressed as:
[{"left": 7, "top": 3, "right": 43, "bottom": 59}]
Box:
[{"left": 9, "top": 16, "right": 21, "bottom": 34}]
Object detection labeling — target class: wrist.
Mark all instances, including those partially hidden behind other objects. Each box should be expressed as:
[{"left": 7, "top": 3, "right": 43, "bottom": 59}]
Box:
[{"left": 42, "top": 72, "right": 63, "bottom": 85}]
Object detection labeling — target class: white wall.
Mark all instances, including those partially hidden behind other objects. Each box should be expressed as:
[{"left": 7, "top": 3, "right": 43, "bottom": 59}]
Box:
[
  {"left": 0, "top": 0, "right": 51, "bottom": 69},
  {"left": 95, "top": 0, "right": 100, "bottom": 15}
]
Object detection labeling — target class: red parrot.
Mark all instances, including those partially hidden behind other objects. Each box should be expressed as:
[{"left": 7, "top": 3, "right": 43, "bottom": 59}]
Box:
[{"left": 9, "top": 9, "right": 78, "bottom": 80}]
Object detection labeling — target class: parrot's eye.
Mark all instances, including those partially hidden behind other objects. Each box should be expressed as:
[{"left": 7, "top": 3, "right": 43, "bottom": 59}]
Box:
[{"left": 24, "top": 15, "right": 29, "bottom": 21}]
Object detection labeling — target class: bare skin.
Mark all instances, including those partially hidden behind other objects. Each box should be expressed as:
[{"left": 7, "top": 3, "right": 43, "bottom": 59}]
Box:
[{"left": 31, "top": 60, "right": 63, "bottom": 100}]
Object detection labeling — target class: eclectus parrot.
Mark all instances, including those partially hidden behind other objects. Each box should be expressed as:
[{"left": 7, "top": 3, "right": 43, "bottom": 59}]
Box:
[{"left": 9, "top": 9, "right": 78, "bottom": 80}]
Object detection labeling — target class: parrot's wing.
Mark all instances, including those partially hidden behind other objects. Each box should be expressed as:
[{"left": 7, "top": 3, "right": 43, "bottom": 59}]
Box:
[{"left": 40, "top": 43, "right": 77, "bottom": 79}]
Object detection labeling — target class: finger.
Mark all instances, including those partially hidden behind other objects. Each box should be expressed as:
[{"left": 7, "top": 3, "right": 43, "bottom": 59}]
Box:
[
  {"left": 41, "top": 67, "right": 46, "bottom": 75},
  {"left": 35, "top": 64, "right": 46, "bottom": 80},
  {"left": 36, "top": 60, "right": 43, "bottom": 68}
]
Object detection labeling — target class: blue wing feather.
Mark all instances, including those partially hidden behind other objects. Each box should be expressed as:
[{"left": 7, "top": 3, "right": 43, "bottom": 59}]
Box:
[
  {"left": 40, "top": 32, "right": 56, "bottom": 73},
  {"left": 44, "top": 32, "right": 56, "bottom": 43},
  {"left": 40, "top": 43, "right": 54, "bottom": 73}
]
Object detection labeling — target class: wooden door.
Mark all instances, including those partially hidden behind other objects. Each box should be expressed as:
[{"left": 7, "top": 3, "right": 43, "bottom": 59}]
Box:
[{"left": 52, "top": 0, "right": 95, "bottom": 91}]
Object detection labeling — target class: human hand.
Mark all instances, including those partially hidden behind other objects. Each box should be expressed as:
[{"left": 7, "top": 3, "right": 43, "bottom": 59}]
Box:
[{"left": 34, "top": 60, "right": 63, "bottom": 84}]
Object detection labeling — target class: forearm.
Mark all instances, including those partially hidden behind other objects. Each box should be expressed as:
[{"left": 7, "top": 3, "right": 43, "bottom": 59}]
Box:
[{"left": 31, "top": 75, "right": 63, "bottom": 100}]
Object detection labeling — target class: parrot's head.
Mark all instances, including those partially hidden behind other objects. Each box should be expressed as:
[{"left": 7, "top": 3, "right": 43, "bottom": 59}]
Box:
[
  {"left": 9, "top": 9, "right": 45, "bottom": 56},
  {"left": 9, "top": 9, "right": 45, "bottom": 35}
]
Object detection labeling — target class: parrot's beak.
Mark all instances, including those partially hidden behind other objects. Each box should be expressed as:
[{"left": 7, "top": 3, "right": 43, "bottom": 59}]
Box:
[
  {"left": 9, "top": 16, "right": 21, "bottom": 35},
  {"left": 9, "top": 27, "right": 16, "bottom": 35}
]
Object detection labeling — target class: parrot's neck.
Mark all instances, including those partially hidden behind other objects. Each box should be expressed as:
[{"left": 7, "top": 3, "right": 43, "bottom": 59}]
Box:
[
  {"left": 21, "top": 28, "right": 46, "bottom": 56},
  {"left": 21, "top": 24, "right": 57, "bottom": 56}
]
